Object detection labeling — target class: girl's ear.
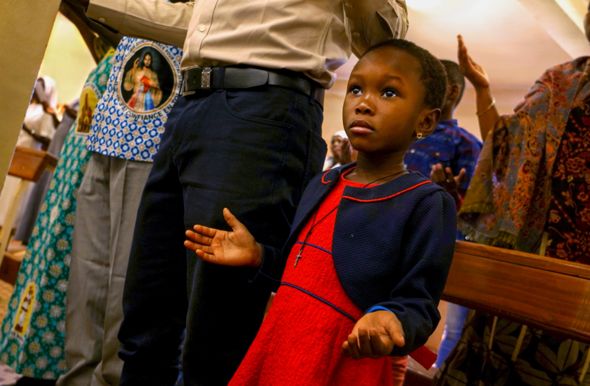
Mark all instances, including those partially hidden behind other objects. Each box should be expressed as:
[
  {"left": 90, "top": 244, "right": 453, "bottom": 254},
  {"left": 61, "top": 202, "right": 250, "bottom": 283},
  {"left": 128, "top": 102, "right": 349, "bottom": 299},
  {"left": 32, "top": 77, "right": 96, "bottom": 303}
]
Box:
[{"left": 417, "top": 108, "right": 440, "bottom": 137}]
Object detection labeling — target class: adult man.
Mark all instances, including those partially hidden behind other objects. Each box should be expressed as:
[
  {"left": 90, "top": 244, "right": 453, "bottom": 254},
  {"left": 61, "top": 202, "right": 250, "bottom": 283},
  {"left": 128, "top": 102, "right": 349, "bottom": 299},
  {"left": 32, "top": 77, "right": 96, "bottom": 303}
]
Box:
[{"left": 79, "top": 1, "right": 409, "bottom": 385}]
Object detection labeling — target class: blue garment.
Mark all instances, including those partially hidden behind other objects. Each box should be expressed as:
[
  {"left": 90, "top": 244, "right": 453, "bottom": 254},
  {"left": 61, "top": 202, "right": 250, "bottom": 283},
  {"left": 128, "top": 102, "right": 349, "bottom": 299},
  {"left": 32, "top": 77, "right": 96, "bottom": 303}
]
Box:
[
  {"left": 258, "top": 166, "right": 457, "bottom": 356},
  {"left": 434, "top": 302, "right": 469, "bottom": 368},
  {"left": 88, "top": 37, "right": 183, "bottom": 162},
  {"left": 404, "top": 119, "right": 482, "bottom": 194},
  {"left": 118, "top": 88, "right": 326, "bottom": 386}
]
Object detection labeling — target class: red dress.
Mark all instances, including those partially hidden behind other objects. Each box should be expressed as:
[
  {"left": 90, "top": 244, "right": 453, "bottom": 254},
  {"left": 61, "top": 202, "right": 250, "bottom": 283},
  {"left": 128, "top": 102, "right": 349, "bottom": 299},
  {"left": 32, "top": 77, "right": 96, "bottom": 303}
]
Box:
[{"left": 230, "top": 175, "right": 399, "bottom": 386}]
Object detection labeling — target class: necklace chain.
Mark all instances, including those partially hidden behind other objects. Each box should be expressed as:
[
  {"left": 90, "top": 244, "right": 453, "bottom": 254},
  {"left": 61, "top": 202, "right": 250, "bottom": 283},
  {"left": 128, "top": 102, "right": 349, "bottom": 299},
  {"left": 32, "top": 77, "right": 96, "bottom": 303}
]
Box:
[{"left": 293, "top": 169, "right": 406, "bottom": 267}]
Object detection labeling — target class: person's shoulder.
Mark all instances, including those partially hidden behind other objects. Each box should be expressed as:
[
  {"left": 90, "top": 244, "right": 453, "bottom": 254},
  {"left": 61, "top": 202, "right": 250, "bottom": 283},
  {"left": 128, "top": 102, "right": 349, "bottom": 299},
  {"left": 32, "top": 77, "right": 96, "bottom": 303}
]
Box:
[
  {"left": 543, "top": 57, "right": 590, "bottom": 77},
  {"left": 453, "top": 125, "right": 483, "bottom": 147},
  {"left": 435, "top": 120, "right": 474, "bottom": 141}
]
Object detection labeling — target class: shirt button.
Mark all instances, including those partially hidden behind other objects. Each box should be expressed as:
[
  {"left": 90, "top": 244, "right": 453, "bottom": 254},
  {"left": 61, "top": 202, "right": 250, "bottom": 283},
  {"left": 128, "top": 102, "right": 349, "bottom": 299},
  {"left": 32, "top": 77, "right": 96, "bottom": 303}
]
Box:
[
  {"left": 410, "top": 149, "right": 415, "bottom": 153},
  {"left": 198, "top": 24, "right": 206, "bottom": 32},
  {"left": 98, "top": 17, "right": 106, "bottom": 23}
]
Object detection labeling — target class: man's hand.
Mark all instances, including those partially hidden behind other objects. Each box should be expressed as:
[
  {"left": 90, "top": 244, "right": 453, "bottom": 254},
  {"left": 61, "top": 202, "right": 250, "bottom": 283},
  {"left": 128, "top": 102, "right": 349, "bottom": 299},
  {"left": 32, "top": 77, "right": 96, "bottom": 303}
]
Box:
[
  {"left": 184, "top": 208, "right": 263, "bottom": 267},
  {"left": 342, "top": 311, "right": 405, "bottom": 359}
]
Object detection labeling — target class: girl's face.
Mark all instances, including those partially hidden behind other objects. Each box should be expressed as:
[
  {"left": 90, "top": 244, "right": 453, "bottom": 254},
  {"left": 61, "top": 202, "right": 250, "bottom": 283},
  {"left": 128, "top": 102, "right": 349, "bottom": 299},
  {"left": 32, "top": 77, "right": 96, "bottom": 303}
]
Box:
[{"left": 342, "top": 46, "right": 437, "bottom": 157}]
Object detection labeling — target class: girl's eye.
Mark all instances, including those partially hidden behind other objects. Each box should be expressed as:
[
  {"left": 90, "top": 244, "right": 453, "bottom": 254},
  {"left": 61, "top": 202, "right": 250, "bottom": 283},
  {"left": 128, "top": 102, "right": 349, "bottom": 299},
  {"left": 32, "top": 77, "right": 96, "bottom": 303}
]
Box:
[
  {"left": 383, "top": 88, "right": 398, "bottom": 98},
  {"left": 349, "top": 85, "right": 362, "bottom": 95}
]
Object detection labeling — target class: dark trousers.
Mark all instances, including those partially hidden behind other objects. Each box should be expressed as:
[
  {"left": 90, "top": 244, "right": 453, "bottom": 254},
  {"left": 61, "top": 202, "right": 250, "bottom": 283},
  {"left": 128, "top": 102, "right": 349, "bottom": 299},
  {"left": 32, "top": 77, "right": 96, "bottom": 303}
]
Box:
[{"left": 118, "top": 86, "right": 325, "bottom": 386}]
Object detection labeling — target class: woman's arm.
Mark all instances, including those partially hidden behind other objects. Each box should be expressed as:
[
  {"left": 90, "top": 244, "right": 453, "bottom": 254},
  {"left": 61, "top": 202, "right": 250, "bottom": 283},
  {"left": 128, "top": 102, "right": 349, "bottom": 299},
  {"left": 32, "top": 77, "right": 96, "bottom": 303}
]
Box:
[{"left": 457, "top": 35, "right": 500, "bottom": 141}]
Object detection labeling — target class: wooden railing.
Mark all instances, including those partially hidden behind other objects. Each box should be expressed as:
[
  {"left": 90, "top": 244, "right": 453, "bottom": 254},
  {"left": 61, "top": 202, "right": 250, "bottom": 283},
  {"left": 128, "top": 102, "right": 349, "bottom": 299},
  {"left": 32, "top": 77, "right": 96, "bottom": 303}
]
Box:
[
  {"left": 444, "top": 240, "right": 590, "bottom": 344},
  {"left": 404, "top": 241, "right": 590, "bottom": 385}
]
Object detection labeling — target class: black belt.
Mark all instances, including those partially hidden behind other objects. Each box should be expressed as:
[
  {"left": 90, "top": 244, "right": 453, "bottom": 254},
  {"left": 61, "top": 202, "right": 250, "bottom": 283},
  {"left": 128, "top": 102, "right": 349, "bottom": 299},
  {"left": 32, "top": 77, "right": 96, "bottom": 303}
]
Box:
[{"left": 181, "top": 66, "right": 324, "bottom": 105}]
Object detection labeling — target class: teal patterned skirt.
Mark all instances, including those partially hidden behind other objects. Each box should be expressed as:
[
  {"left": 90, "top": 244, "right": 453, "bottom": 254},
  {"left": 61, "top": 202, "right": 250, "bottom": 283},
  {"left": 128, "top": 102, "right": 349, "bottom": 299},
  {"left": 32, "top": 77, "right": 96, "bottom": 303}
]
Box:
[{"left": 0, "top": 127, "right": 90, "bottom": 379}]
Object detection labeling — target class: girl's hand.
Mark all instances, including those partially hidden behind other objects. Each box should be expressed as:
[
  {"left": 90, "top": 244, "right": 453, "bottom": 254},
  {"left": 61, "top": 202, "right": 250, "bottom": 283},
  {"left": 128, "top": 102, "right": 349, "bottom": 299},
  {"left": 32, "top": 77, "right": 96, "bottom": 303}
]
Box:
[
  {"left": 457, "top": 34, "right": 490, "bottom": 90},
  {"left": 184, "top": 208, "right": 263, "bottom": 267},
  {"left": 342, "top": 311, "right": 405, "bottom": 359}
]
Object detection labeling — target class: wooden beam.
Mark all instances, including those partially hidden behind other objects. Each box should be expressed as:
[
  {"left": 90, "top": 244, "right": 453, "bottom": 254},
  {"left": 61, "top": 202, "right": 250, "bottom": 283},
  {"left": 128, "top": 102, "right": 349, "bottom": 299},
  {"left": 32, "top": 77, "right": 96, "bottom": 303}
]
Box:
[
  {"left": 518, "top": 0, "right": 588, "bottom": 58},
  {"left": 443, "top": 241, "right": 590, "bottom": 343}
]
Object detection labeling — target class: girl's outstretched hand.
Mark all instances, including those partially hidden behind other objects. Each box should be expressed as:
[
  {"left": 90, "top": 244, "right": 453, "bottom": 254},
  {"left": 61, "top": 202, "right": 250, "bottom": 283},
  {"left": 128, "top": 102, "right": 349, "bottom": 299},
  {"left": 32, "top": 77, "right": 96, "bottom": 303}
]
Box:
[
  {"left": 342, "top": 311, "right": 405, "bottom": 359},
  {"left": 457, "top": 34, "right": 490, "bottom": 90},
  {"left": 184, "top": 208, "right": 263, "bottom": 267}
]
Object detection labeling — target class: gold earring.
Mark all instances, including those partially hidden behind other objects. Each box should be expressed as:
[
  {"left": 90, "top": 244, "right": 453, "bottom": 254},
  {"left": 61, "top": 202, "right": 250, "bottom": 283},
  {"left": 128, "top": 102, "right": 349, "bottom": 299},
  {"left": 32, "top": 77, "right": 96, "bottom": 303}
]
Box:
[{"left": 416, "top": 132, "right": 423, "bottom": 140}]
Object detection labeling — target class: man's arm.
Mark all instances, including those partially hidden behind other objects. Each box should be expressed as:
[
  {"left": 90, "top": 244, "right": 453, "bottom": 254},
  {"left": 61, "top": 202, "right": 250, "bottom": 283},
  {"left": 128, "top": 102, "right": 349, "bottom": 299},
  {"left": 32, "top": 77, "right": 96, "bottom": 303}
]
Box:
[
  {"left": 86, "top": 0, "right": 193, "bottom": 47},
  {"left": 344, "top": 0, "right": 409, "bottom": 57}
]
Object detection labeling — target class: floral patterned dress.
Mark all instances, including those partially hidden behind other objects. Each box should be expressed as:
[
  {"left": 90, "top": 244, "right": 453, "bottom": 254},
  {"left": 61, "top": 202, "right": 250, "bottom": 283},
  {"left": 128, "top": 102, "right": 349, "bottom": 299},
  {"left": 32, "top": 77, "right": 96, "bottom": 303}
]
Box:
[
  {"left": 0, "top": 50, "right": 114, "bottom": 379},
  {"left": 435, "top": 59, "right": 590, "bottom": 386},
  {"left": 544, "top": 99, "right": 590, "bottom": 264}
]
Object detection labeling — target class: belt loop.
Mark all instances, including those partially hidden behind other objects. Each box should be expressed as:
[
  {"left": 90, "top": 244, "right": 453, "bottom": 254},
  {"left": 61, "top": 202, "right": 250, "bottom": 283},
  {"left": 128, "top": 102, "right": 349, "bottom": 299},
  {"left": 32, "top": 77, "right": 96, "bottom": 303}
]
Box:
[
  {"left": 313, "top": 88, "right": 325, "bottom": 107},
  {"left": 182, "top": 72, "right": 195, "bottom": 97}
]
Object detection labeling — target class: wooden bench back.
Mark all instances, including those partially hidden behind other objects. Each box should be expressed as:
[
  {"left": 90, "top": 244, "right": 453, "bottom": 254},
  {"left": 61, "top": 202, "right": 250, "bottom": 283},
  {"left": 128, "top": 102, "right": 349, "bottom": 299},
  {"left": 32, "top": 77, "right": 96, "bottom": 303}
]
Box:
[{"left": 443, "top": 241, "right": 590, "bottom": 343}]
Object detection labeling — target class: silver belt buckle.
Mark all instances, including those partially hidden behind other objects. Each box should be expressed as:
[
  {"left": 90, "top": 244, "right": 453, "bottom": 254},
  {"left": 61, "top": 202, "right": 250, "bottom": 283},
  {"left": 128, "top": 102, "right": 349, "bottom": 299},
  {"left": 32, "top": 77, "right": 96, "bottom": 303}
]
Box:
[{"left": 201, "top": 67, "right": 212, "bottom": 89}]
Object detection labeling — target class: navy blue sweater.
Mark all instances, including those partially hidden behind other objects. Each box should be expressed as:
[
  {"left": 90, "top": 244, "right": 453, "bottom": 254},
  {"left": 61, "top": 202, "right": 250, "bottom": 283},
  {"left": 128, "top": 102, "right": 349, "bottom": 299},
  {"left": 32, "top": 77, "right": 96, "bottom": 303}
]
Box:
[{"left": 257, "top": 164, "right": 457, "bottom": 355}]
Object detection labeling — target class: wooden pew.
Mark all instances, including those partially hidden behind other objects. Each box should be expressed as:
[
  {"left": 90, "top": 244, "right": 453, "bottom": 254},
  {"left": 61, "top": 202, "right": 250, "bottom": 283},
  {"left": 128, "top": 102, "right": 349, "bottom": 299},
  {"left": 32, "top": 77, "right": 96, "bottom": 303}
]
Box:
[
  {"left": 0, "top": 146, "right": 58, "bottom": 284},
  {"left": 404, "top": 240, "right": 590, "bottom": 385},
  {"left": 445, "top": 240, "right": 590, "bottom": 343}
]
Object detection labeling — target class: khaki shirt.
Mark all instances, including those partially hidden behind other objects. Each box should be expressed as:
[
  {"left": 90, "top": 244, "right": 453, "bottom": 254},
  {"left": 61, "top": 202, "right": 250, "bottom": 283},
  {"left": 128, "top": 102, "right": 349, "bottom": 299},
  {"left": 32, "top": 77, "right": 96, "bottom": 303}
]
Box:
[{"left": 88, "top": 0, "right": 408, "bottom": 87}]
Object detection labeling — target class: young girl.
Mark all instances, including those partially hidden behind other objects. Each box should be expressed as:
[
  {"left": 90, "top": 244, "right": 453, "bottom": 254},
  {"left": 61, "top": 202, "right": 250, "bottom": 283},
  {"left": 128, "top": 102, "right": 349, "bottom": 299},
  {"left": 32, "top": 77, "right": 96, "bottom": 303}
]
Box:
[{"left": 185, "top": 39, "right": 456, "bottom": 385}]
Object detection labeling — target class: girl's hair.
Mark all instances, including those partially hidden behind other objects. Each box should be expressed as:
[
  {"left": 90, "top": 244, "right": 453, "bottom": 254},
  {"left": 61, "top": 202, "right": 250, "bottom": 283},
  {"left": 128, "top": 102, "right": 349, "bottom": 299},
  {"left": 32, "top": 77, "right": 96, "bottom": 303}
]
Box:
[{"left": 361, "top": 39, "right": 447, "bottom": 110}]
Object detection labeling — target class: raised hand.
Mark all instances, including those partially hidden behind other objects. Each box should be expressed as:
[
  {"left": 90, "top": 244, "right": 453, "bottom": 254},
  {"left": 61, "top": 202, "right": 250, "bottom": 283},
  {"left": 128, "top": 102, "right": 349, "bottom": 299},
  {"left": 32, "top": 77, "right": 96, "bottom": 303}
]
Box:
[
  {"left": 184, "top": 208, "right": 263, "bottom": 267},
  {"left": 342, "top": 311, "right": 405, "bottom": 359},
  {"left": 430, "top": 163, "right": 465, "bottom": 194},
  {"left": 457, "top": 34, "right": 490, "bottom": 90}
]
